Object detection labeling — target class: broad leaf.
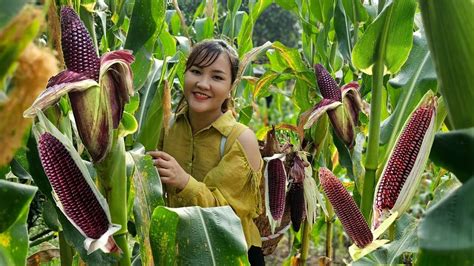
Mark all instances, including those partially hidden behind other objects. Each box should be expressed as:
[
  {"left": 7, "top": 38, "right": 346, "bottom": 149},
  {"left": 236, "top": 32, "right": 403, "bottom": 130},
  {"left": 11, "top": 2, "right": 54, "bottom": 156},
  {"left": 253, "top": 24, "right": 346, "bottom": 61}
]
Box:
[
  {"left": 135, "top": 59, "right": 166, "bottom": 151},
  {"left": 420, "top": 0, "right": 474, "bottom": 129},
  {"left": 194, "top": 17, "right": 214, "bottom": 42},
  {"left": 418, "top": 178, "right": 474, "bottom": 265},
  {"left": 429, "top": 128, "right": 474, "bottom": 183},
  {"left": 352, "top": 0, "right": 416, "bottom": 74},
  {"left": 341, "top": 0, "right": 368, "bottom": 24},
  {"left": 129, "top": 145, "right": 164, "bottom": 266},
  {"left": 355, "top": 214, "right": 418, "bottom": 264},
  {"left": 0, "top": 212, "right": 30, "bottom": 266},
  {"left": 0, "top": 180, "right": 37, "bottom": 233},
  {"left": 334, "top": 0, "right": 352, "bottom": 61},
  {"left": 124, "top": 0, "right": 166, "bottom": 90},
  {"left": 381, "top": 33, "right": 437, "bottom": 145},
  {"left": 0, "top": 181, "right": 37, "bottom": 265},
  {"left": 150, "top": 206, "right": 249, "bottom": 265}
]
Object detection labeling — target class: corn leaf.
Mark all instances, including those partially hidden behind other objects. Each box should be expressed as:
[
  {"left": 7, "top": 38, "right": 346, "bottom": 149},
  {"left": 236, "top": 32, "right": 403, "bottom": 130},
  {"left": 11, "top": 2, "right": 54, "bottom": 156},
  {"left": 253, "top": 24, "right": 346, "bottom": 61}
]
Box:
[
  {"left": 352, "top": 0, "right": 416, "bottom": 75},
  {"left": 0, "top": 181, "right": 37, "bottom": 265},
  {"left": 334, "top": 0, "right": 352, "bottom": 61},
  {"left": 150, "top": 206, "right": 249, "bottom": 265},
  {"left": 125, "top": 0, "right": 166, "bottom": 91},
  {"left": 429, "top": 128, "right": 474, "bottom": 183},
  {"left": 381, "top": 33, "right": 437, "bottom": 145},
  {"left": 418, "top": 178, "right": 474, "bottom": 265},
  {"left": 420, "top": 0, "right": 474, "bottom": 129},
  {"left": 129, "top": 145, "right": 164, "bottom": 266}
]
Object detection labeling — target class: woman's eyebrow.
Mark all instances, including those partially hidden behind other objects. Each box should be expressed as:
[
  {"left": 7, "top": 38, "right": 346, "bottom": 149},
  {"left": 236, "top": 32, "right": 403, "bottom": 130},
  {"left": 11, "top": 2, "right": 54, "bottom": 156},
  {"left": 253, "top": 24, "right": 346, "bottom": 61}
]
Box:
[{"left": 211, "top": 69, "right": 227, "bottom": 74}]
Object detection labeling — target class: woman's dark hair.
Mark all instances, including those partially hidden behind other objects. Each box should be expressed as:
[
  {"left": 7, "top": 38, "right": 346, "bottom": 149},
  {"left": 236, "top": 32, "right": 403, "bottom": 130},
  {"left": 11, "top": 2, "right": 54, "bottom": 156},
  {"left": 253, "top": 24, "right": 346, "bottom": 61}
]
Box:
[{"left": 178, "top": 39, "right": 240, "bottom": 113}]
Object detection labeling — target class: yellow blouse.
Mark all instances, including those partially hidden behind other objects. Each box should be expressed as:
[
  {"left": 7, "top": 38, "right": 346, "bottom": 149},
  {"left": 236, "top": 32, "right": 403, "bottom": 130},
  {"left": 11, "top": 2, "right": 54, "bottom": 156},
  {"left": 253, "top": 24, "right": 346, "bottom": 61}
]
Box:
[{"left": 158, "top": 110, "right": 263, "bottom": 248}]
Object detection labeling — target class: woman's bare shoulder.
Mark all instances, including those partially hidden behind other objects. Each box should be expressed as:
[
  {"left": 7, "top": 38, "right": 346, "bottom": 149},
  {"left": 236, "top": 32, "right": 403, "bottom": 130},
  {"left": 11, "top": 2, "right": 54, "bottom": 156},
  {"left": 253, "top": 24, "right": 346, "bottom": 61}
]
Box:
[{"left": 237, "top": 128, "right": 262, "bottom": 172}]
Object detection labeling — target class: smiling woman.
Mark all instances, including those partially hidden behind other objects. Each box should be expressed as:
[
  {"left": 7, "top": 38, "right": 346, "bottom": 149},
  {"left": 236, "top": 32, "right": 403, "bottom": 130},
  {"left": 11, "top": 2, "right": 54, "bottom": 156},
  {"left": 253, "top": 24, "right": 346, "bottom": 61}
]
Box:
[{"left": 148, "top": 39, "right": 265, "bottom": 265}]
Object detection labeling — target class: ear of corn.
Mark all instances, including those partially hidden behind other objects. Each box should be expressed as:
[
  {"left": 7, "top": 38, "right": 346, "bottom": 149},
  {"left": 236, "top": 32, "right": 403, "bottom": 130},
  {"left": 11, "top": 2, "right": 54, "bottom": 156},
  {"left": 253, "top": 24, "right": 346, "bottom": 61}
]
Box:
[
  {"left": 319, "top": 167, "right": 373, "bottom": 248},
  {"left": 60, "top": 6, "right": 100, "bottom": 81},
  {"left": 315, "top": 64, "right": 342, "bottom": 101},
  {"left": 373, "top": 94, "right": 437, "bottom": 229},
  {"left": 288, "top": 182, "right": 305, "bottom": 232},
  {"left": 265, "top": 155, "right": 287, "bottom": 221},
  {"left": 38, "top": 132, "right": 121, "bottom": 254}
]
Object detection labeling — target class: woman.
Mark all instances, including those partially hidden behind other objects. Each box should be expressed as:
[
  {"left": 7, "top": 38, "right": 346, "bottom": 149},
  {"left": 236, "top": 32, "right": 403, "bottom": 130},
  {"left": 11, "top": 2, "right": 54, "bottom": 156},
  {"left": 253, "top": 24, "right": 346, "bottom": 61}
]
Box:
[{"left": 148, "top": 39, "right": 264, "bottom": 265}]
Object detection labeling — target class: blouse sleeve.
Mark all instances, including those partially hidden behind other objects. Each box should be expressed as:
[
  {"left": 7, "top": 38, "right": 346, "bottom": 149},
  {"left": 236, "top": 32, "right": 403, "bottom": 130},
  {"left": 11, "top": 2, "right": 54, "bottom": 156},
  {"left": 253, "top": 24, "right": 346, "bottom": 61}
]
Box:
[{"left": 173, "top": 140, "right": 263, "bottom": 218}]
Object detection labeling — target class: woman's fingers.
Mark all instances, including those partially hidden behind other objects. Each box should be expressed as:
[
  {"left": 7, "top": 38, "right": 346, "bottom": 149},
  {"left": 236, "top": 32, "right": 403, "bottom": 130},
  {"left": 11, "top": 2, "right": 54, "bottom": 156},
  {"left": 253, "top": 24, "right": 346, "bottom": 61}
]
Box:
[
  {"left": 147, "top": 150, "right": 172, "bottom": 161},
  {"left": 157, "top": 167, "right": 172, "bottom": 178},
  {"left": 153, "top": 157, "right": 172, "bottom": 168}
]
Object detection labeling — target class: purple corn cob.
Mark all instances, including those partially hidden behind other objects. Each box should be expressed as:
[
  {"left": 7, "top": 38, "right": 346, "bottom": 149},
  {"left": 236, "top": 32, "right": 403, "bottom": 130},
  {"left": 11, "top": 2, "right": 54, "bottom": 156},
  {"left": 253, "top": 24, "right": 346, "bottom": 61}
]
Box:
[
  {"left": 288, "top": 182, "right": 305, "bottom": 232},
  {"left": 267, "top": 158, "right": 287, "bottom": 220},
  {"left": 39, "top": 132, "right": 109, "bottom": 239},
  {"left": 315, "top": 64, "right": 342, "bottom": 101},
  {"left": 375, "top": 102, "right": 436, "bottom": 211},
  {"left": 60, "top": 6, "right": 100, "bottom": 81},
  {"left": 320, "top": 168, "right": 373, "bottom": 248}
]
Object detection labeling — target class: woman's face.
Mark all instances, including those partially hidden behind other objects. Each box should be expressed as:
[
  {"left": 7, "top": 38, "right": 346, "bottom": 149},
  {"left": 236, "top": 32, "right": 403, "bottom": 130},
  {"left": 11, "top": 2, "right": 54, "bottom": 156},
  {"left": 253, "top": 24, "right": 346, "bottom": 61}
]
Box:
[{"left": 184, "top": 53, "right": 232, "bottom": 116}]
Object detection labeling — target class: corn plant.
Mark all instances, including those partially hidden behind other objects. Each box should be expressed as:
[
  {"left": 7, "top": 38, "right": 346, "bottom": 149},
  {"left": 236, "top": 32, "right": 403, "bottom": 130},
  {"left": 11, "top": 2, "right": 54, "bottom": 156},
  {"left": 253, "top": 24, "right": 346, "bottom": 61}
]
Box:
[{"left": 0, "top": 0, "right": 472, "bottom": 265}]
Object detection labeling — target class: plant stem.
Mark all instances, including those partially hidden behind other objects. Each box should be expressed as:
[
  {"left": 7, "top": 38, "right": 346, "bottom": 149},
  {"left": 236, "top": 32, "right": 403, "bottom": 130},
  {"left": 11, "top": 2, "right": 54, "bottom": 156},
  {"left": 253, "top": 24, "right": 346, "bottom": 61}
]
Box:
[
  {"left": 96, "top": 137, "right": 130, "bottom": 266},
  {"left": 59, "top": 231, "right": 74, "bottom": 266},
  {"left": 329, "top": 41, "right": 338, "bottom": 71},
  {"left": 361, "top": 3, "right": 393, "bottom": 223},
  {"left": 300, "top": 220, "right": 311, "bottom": 264},
  {"left": 29, "top": 232, "right": 56, "bottom": 247},
  {"left": 360, "top": 59, "right": 383, "bottom": 222},
  {"left": 30, "top": 229, "right": 53, "bottom": 241}
]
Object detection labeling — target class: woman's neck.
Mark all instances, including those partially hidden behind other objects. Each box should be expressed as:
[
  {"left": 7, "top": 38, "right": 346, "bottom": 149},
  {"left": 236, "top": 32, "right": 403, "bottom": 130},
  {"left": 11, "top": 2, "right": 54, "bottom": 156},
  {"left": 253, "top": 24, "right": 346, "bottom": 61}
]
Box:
[{"left": 187, "top": 110, "right": 224, "bottom": 134}]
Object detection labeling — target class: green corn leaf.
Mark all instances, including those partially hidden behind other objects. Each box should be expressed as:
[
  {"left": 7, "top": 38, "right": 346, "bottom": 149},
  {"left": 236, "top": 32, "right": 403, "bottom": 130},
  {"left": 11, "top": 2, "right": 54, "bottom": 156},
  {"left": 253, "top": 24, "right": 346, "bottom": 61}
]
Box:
[
  {"left": 0, "top": 180, "right": 37, "bottom": 233},
  {"left": 341, "top": 0, "right": 368, "bottom": 25},
  {"left": 0, "top": 181, "right": 37, "bottom": 265},
  {"left": 429, "top": 128, "right": 474, "bottom": 183},
  {"left": 125, "top": 0, "right": 166, "bottom": 91},
  {"left": 418, "top": 178, "right": 474, "bottom": 265},
  {"left": 381, "top": 33, "right": 437, "bottom": 146},
  {"left": 334, "top": 0, "right": 352, "bottom": 61},
  {"left": 150, "top": 206, "right": 249, "bottom": 265},
  {"left": 128, "top": 145, "right": 164, "bottom": 266},
  {"left": 419, "top": 0, "right": 474, "bottom": 129},
  {"left": 354, "top": 214, "right": 418, "bottom": 264},
  {"left": 352, "top": 0, "right": 416, "bottom": 75},
  {"left": 194, "top": 17, "right": 214, "bottom": 42}
]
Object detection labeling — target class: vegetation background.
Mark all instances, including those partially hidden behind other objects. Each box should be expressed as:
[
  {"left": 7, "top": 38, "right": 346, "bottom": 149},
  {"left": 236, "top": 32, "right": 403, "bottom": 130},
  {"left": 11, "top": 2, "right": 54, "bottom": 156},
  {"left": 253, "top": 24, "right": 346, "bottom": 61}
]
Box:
[{"left": 0, "top": 0, "right": 472, "bottom": 265}]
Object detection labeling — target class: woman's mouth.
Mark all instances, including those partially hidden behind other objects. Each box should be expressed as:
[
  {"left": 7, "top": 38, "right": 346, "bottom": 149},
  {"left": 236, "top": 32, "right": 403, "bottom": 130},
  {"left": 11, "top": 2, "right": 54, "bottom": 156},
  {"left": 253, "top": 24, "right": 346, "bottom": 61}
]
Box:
[{"left": 193, "top": 92, "right": 210, "bottom": 100}]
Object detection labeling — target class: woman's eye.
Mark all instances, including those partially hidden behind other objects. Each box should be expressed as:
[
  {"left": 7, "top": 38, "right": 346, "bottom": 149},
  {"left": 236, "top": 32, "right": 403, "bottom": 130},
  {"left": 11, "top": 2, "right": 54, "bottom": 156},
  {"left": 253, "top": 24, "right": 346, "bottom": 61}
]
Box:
[
  {"left": 213, "top": 76, "right": 224, "bottom": 81},
  {"left": 190, "top": 69, "right": 201, "bottom": 74}
]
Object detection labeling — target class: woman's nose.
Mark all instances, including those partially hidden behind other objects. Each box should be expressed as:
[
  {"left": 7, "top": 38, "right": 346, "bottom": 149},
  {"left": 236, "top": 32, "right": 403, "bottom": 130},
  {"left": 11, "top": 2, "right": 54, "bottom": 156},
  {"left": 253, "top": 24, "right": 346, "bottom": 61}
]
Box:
[{"left": 196, "top": 78, "right": 210, "bottom": 90}]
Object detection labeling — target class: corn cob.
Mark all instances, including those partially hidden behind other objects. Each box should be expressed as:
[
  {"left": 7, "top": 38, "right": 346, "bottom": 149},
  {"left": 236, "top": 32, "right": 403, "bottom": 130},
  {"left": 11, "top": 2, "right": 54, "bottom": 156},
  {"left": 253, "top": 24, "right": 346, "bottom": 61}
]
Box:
[
  {"left": 373, "top": 97, "right": 437, "bottom": 228},
  {"left": 315, "top": 64, "right": 342, "bottom": 101},
  {"left": 319, "top": 167, "right": 373, "bottom": 248},
  {"left": 266, "top": 157, "right": 287, "bottom": 221},
  {"left": 60, "top": 6, "right": 100, "bottom": 81},
  {"left": 39, "top": 132, "right": 109, "bottom": 239},
  {"left": 288, "top": 182, "right": 305, "bottom": 232}
]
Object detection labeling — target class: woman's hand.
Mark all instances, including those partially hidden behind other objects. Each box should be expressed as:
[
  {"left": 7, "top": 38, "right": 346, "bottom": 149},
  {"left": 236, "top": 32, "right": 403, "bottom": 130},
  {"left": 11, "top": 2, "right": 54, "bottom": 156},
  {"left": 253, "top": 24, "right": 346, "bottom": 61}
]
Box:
[{"left": 148, "top": 151, "right": 190, "bottom": 191}]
